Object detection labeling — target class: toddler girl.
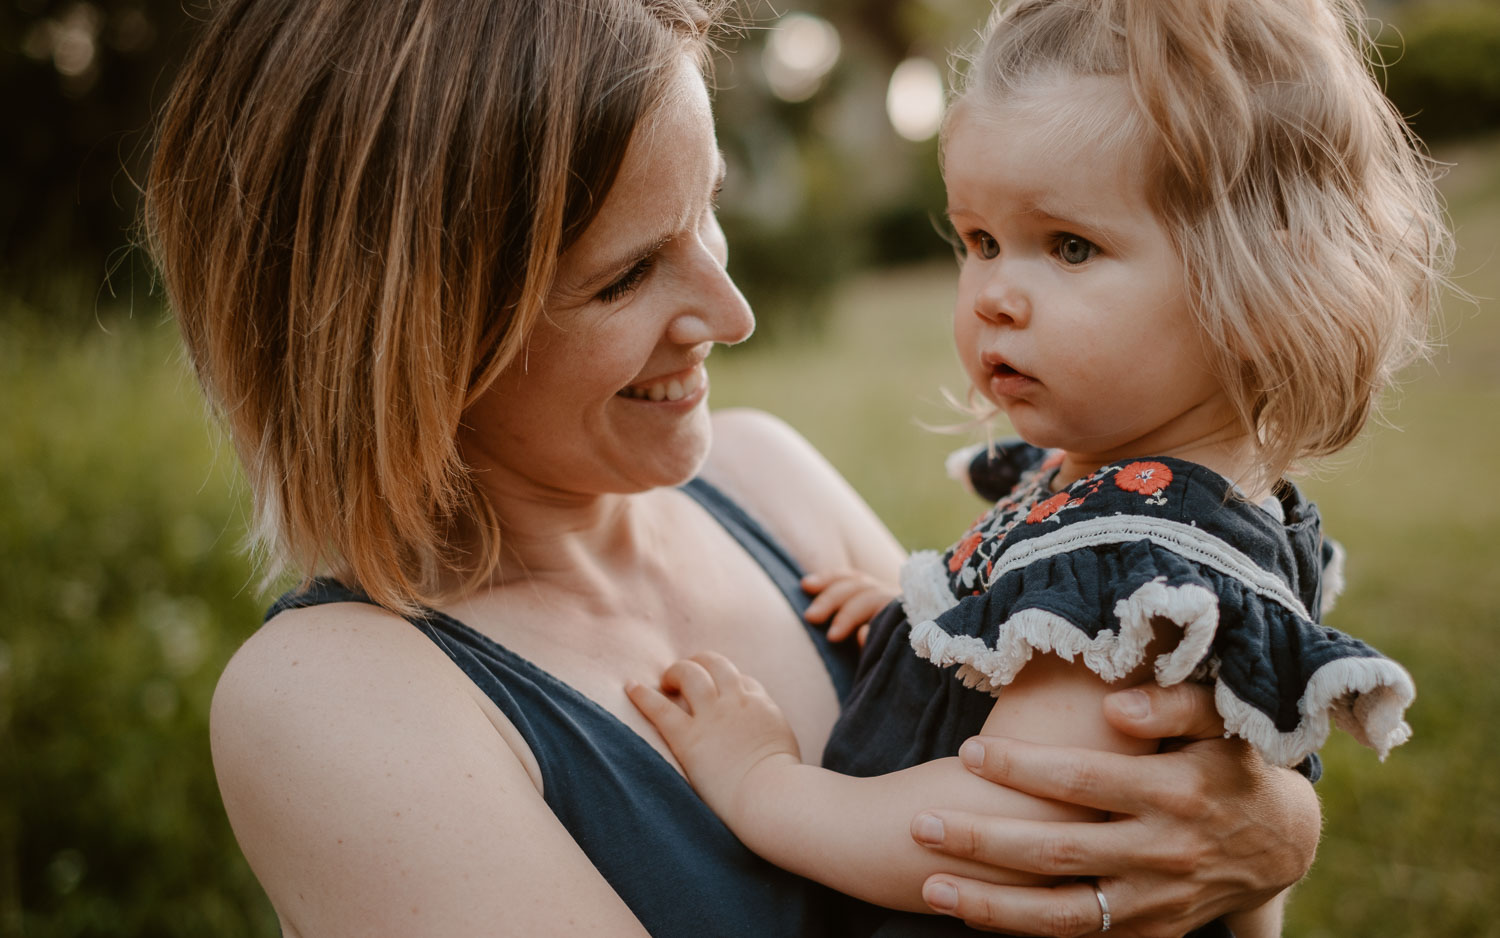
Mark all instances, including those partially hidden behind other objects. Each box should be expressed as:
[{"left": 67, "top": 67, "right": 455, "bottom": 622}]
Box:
[{"left": 627, "top": 0, "right": 1445, "bottom": 934}]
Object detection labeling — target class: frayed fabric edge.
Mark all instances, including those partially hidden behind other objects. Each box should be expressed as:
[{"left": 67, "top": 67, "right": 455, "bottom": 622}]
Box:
[
  {"left": 906, "top": 576, "right": 1415, "bottom": 767},
  {"left": 945, "top": 443, "right": 988, "bottom": 494},
  {"left": 1320, "top": 539, "right": 1347, "bottom": 618},
  {"left": 900, "top": 550, "right": 959, "bottom": 624},
  {"left": 1215, "top": 655, "right": 1414, "bottom": 766},
  {"left": 908, "top": 577, "right": 1219, "bottom": 694}
]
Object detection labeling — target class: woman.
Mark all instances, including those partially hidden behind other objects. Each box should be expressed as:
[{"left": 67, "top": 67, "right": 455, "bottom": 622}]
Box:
[{"left": 144, "top": 0, "right": 1320, "bottom": 934}]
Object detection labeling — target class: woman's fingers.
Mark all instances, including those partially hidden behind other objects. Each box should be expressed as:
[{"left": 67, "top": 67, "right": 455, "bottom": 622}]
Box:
[
  {"left": 956, "top": 737, "right": 1159, "bottom": 816},
  {"left": 921, "top": 876, "right": 1115, "bottom": 937},
  {"left": 910, "top": 810, "right": 1132, "bottom": 877},
  {"left": 1103, "top": 682, "right": 1225, "bottom": 743}
]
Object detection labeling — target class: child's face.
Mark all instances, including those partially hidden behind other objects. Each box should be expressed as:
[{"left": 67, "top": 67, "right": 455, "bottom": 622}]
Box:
[{"left": 945, "top": 77, "right": 1234, "bottom": 468}]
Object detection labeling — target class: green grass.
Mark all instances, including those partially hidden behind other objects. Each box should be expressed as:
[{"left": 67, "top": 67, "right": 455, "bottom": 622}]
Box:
[{"left": 4, "top": 136, "right": 1498, "bottom": 935}]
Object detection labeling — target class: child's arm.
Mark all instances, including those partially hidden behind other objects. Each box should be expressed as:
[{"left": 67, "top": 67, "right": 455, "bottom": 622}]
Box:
[
  {"left": 627, "top": 650, "right": 1156, "bottom": 912},
  {"left": 1223, "top": 890, "right": 1287, "bottom": 938}
]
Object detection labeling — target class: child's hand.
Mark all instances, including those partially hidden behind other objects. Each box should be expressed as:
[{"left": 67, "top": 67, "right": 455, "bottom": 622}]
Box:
[
  {"left": 626, "top": 652, "right": 801, "bottom": 824},
  {"left": 801, "top": 570, "right": 900, "bottom": 644}
]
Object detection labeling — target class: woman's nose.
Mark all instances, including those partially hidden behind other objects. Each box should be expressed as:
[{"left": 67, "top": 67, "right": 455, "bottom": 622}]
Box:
[{"left": 667, "top": 219, "right": 754, "bottom": 346}]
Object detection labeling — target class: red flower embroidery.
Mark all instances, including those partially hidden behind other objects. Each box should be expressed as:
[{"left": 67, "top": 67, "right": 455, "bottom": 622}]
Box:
[
  {"left": 1115, "top": 461, "right": 1173, "bottom": 496},
  {"left": 949, "top": 532, "right": 984, "bottom": 572},
  {"left": 1025, "top": 491, "right": 1072, "bottom": 524}
]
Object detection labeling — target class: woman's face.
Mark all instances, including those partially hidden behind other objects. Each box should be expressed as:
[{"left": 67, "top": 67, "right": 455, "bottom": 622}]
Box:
[{"left": 462, "top": 60, "right": 753, "bottom": 502}]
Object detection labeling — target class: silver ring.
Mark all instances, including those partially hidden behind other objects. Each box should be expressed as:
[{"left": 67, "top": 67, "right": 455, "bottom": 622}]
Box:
[{"left": 1093, "top": 883, "right": 1111, "bottom": 932}]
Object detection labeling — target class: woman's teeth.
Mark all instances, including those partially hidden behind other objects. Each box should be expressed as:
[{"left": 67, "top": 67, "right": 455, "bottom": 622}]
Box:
[{"left": 619, "top": 368, "right": 703, "bottom": 402}]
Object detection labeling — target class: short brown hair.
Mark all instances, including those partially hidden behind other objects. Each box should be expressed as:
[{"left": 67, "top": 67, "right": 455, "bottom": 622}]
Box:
[
  {"left": 146, "top": 0, "right": 724, "bottom": 611},
  {"left": 957, "top": 0, "right": 1451, "bottom": 483}
]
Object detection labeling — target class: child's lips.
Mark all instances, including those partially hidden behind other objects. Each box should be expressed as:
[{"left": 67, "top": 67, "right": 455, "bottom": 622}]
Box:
[{"left": 987, "top": 360, "right": 1038, "bottom": 397}]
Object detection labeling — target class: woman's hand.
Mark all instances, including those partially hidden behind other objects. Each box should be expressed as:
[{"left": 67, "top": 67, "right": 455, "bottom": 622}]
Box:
[{"left": 908, "top": 682, "right": 1321, "bottom": 937}]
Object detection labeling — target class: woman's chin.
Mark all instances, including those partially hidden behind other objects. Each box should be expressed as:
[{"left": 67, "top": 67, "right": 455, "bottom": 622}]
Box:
[{"left": 614, "top": 414, "right": 714, "bottom": 492}]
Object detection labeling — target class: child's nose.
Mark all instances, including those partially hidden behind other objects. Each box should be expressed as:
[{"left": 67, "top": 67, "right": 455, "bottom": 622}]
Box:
[{"left": 973, "top": 269, "right": 1030, "bottom": 326}]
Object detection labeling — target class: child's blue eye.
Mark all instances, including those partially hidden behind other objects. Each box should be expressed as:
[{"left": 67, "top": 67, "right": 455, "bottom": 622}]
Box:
[
  {"left": 1056, "top": 235, "right": 1097, "bottom": 265},
  {"left": 969, "top": 231, "right": 999, "bottom": 260}
]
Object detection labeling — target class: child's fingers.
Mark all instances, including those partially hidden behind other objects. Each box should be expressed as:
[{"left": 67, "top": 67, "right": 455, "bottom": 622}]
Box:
[
  {"left": 856, "top": 624, "right": 870, "bottom": 646},
  {"left": 826, "top": 590, "right": 890, "bottom": 641},
  {"left": 690, "top": 651, "right": 745, "bottom": 695},
  {"left": 824, "top": 602, "right": 862, "bottom": 641},
  {"left": 800, "top": 571, "right": 831, "bottom": 593},
  {"left": 829, "top": 588, "right": 897, "bottom": 640},
  {"left": 801, "top": 569, "right": 857, "bottom": 593},
  {"left": 802, "top": 576, "right": 867, "bottom": 624},
  {"left": 660, "top": 658, "right": 718, "bottom": 710},
  {"left": 625, "top": 680, "right": 688, "bottom": 735}
]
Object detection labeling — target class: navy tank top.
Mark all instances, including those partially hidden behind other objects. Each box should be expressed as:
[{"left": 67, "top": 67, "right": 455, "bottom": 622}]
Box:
[{"left": 267, "top": 478, "right": 858, "bottom": 937}]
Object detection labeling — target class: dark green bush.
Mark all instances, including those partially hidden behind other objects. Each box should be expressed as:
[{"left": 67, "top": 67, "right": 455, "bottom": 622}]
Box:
[
  {"left": 1, "top": 312, "right": 279, "bottom": 937},
  {"left": 1381, "top": 4, "right": 1500, "bottom": 142}
]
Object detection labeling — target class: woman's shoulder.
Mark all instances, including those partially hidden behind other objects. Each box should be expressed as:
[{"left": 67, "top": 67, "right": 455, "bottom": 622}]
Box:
[
  {"left": 703, "top": 408, "right": 903, "bottom": 580},
  {"left": 207, "top": 601, "right": 653, "bottom": 935},
  {"left": 212, "top": 599, "right": 545, "bottom": 801}
]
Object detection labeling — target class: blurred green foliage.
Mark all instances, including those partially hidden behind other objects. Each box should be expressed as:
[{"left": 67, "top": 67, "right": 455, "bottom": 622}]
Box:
[
  {"left": 1380, "top": 3, "right": 1500, "bottom": 143},
  {"left": 5, "top": 0, "right": 1500, "bottom": 934},
  {"left": 1, "top": 311, "right": 278, "bottom": 935}
]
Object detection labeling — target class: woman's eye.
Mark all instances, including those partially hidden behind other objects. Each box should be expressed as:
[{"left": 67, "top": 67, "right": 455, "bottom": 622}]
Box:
[
  {"left": 1056, "top": 235, "right": 1097, "bottom": 265},
  {"left": 597, "top": 258, "right": 654, "bottom": 302}
]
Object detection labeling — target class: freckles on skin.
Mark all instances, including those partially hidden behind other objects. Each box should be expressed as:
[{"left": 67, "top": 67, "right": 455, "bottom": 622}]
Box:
[{"left": 459, "top": 60, "right": 745, "bottom": 499}]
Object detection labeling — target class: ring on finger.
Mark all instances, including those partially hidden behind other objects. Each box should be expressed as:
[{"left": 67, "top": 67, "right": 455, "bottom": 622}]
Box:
[{"left": 1093, "top": 882, "right": 1111, "bottom": 932}]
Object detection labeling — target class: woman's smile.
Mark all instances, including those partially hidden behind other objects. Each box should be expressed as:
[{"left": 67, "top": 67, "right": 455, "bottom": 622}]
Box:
[{"left": 618, "top": 363, "right": 708, "bottom": 403}]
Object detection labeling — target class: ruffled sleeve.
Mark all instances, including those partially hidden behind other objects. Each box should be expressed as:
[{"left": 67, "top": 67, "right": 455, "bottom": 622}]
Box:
[
  {"left": 946, "top": 439, "right": 1053, "bottom": 503},
  {"left": 902, "top": 462, "right": 1413, "bottom": 769}
]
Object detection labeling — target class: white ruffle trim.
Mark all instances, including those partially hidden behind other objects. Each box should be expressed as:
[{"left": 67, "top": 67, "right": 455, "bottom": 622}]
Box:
[
  {"left": 944, "top": 443, "right": 989, "bottom": 495},
  {"left": 1213, "top": 655, "right": 1414, "bottom": 765},
  {"left": 907, "top": 575, "right": 1414, "bottom": 767},
  {"left": 899, "top": 550, "right": 960, "bottom": 625},
  {"left": 1320, "top": 538, "right": 1347, "bottom": 618}
]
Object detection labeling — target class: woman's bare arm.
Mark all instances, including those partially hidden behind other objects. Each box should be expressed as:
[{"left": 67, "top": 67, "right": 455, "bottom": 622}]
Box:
[{"left": 211, "top": 604, "right": 652, "bottom": 938}]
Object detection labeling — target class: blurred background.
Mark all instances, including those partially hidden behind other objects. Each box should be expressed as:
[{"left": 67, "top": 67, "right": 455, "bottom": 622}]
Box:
[{"left": 2, "top": 0, "right": 1497, "bottom": 934}]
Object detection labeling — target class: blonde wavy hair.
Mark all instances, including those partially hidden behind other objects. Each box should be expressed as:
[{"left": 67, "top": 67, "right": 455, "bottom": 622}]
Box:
[
  {"left": 955, "top": 0, "right": 1450, "bottom": 482},
  {"left": 145, "top": 0, "right": 726, "bottom": 612}
]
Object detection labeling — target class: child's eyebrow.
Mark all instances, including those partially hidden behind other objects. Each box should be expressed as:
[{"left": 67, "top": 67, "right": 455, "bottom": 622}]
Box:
[{"left": 1026, "top": 198, "right": 1129, "bottom": 246}]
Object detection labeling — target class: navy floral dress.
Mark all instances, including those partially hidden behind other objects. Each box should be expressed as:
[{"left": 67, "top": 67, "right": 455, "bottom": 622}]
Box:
[{"left": 821, "top": 442, "right": 1415, "bottom": 937}]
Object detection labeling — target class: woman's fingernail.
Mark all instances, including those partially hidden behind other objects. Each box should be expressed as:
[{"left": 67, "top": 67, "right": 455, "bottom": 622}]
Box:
[
  {"left": 913, "top": 813, "right": 944, "bottom": 845},
  {"left": 1115, "top": 689, "right": 1151, "bottom": 720},
  {"left": 959, "top": 739, "right": 985, "bottom": 768},
  {"left": 924, "top": 880, "right": 959, "bottom": 913}
]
